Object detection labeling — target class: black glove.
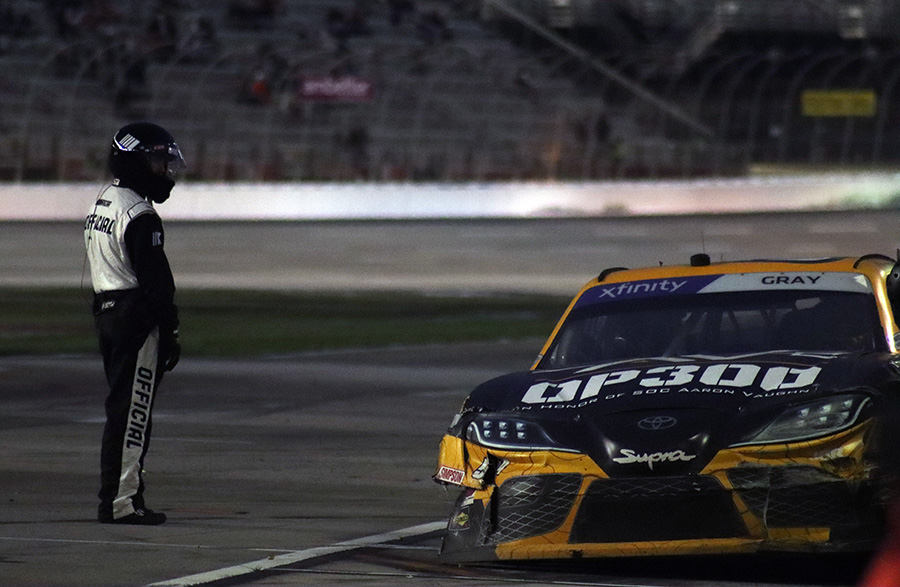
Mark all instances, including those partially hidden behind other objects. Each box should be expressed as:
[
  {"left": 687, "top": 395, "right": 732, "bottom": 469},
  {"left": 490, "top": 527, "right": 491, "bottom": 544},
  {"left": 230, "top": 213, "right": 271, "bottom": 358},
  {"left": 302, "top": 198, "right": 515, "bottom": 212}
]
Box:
[{"left": 160, "top": 329, "right": 181, "bottom": 372}]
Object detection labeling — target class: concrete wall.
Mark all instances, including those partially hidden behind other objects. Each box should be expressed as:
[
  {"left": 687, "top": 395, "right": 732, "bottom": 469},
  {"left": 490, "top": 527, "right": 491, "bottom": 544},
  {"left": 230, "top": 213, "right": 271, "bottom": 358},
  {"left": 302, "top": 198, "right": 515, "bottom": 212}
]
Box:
[{"left": 2, "top": 174, "right": 899, "bottom": 221}]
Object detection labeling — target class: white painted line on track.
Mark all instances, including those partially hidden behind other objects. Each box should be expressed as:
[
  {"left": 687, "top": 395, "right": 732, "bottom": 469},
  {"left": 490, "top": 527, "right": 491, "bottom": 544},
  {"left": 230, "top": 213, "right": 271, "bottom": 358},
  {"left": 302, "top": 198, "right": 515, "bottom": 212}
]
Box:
[
  {"left": 0, "top": 535, "right": 301, "bottom": 553},
  {"left": 279, "top": 567, "right": 654, "bottom": 586},
  {"left": 144, "top": 520, "right": 446, "bottom": 587},
  {"left": 0, "top": 536, "right": 223, "bottom": 549}
]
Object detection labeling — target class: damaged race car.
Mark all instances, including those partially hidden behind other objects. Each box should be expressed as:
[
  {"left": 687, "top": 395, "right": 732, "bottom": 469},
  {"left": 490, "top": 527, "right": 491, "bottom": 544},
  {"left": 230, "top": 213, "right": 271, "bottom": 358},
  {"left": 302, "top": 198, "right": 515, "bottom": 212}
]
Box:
[{"left": 434, "top": 254, "right": 900, "bottom": 562}]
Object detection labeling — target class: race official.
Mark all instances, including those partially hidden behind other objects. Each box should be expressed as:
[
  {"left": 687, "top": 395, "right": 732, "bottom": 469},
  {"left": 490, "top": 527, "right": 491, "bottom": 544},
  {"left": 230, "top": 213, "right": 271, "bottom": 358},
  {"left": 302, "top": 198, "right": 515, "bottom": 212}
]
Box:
[{"left": 83, "top": 122, "right": 185, "bottom": 525}]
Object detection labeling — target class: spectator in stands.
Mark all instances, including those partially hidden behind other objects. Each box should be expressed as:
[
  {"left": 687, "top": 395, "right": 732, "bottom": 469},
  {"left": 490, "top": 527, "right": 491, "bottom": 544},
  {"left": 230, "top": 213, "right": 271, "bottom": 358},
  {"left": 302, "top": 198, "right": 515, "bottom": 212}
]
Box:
[
  {"left": 112, "top": 41, "right": 149, "bottom": 115},
  {"left": 387, "top": 0, "right": 415, "bottom": 28},
  {"left": 241, "top": 70, "right": 271, "bottom": 105},
  {"left": 292, "top": 21, "right": 321, "bottom": 52},
  {"left": 513, "top": 67, "right": 539, "bottom": 104},
  {"left": 448, "top": 0, "right": 476, "bottom": 19},
  {"left": 51, "top": 0, "right": 87, "bottom": 40},
  {"left": 143, "top": 10, "right": 179, "bottom": 62},
  {"left": 0, "top": 1, "right": 35, "bottom": 39},
  {"left": 80, "top": 0, "right": 122, "bottom": 35},
  {"left": 48, "top": 0, "right": 121, "bottom": 40},
  {"left": 325, "top": 7, "right": 349, "bottom": 47},
  {"left": 416, "top": 9, "right": 451, "bottom": 45},
  {"left": 345, "top": 2, "right": 371, "bottom": 37},
  {"left": 53, "top": 42, "right": 88, "bottom": 77},
  {"left": 156, "top": 0, "right": 184, "bottom": 10},
  {"left": 343, "top": 126, "right": 370, "bottom": 180},
  {"left": 239, "top": 41, "right": 288, "bottom": 105},
  {"left": 178, "top": 16, "right": 220, "bottom": 63},
  {"left": 573, "top": 110, "right": 624, "bottom": 177},
  {"left": 324, "top": 5, "right": 369, "bottom": 54},
  {"left": 227, "top": 0, "right": 280, "bottom": 29}
]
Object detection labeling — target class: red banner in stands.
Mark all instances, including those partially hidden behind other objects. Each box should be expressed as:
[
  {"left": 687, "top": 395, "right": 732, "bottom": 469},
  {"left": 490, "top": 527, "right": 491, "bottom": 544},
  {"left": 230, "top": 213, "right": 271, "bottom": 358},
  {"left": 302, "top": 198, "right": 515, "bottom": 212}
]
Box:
[{"left": 298, "top": 76, "right": 374, "bottom": 102}]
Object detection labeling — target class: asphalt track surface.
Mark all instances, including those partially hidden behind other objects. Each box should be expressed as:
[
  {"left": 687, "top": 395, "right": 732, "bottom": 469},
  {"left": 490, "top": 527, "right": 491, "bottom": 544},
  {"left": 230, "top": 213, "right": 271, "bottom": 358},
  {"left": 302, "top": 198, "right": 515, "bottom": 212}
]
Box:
[
  {"left": 3, "top": 211, "right": 899, "bottom": 587},
  {"left": 5, "top": 209, "right": 900, "bottom": 293}
]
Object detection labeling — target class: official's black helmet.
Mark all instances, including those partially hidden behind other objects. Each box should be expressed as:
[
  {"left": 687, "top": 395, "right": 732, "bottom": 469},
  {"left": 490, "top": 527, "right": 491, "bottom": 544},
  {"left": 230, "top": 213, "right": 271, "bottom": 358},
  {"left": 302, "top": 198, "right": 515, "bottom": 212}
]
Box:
[{"left": 108, "top": 122, "right": 185, "bottom": 203}]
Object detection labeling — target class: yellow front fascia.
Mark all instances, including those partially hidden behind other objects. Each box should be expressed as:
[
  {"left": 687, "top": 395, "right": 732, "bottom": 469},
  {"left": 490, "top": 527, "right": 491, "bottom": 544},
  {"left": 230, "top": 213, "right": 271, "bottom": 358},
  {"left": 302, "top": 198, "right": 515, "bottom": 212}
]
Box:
[
  {"left": 497, "top": 538, "right": 762, "bottom": 560},
  {"left": 434, "top": 434, "right": 605, "bottom": 490},
  {"left": 436, "top": 421, "right": 871, "bottom": 490},
  {"left": 701, "top": 420, "right": 872, "bottom": 479},
  {"left": 440, "top": 420, "right": 873, "bottom": 559}
]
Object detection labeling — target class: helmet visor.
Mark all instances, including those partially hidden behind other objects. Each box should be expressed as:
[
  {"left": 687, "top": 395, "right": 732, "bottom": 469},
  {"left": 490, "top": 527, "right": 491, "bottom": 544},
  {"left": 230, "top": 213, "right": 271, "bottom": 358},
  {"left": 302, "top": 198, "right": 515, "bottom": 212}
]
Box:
[{"left": 148, "top": 143, "right": 186, "bottom": 182}]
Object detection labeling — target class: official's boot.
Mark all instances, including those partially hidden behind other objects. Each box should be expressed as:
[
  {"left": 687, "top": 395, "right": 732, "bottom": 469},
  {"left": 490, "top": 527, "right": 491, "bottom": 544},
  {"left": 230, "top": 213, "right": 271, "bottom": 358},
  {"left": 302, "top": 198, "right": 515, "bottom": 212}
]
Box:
[{"left": 99, "top": 507, "right": 166, "bottom": 525}]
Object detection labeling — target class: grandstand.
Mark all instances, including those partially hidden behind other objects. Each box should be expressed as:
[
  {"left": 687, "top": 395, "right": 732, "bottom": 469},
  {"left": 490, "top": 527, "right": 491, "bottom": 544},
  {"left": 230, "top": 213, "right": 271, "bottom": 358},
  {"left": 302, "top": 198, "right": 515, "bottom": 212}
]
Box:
[{"left": 0, "top": 0, "right": 897, "bottom": 182}]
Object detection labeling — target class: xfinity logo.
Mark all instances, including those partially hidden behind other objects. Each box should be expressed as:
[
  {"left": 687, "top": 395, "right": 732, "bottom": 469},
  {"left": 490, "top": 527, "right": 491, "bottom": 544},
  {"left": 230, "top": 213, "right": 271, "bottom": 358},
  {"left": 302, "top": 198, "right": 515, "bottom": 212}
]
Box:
[
  {"left": 637, "top": 416, "right": 677, "bottom": 430},
  {"left": 612, "top": 448, "right": 697, "bottom": 470},
  {"left": 595, "top": 279, "right": 687, "bottom": 300}
]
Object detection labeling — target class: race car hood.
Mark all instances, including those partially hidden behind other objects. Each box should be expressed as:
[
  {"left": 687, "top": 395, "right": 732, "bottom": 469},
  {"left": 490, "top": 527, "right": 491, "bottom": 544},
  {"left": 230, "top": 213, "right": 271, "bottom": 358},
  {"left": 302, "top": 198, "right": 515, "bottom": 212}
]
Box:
[{"left": 459, "top": 351, "right": 898, "bottom": 476}]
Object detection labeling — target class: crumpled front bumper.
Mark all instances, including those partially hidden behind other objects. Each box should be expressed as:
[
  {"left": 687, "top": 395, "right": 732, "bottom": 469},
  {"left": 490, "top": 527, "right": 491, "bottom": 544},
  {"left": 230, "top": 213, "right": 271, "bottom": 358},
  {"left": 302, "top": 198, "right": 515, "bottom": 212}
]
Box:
[{"left": 433, "top": 422, "right": 884, "bottom": 562}]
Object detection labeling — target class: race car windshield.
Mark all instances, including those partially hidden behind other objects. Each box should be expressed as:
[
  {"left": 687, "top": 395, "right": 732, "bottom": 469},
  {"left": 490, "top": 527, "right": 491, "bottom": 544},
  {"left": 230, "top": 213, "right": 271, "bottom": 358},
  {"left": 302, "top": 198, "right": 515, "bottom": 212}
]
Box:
[{"left": 539, "top": 290, "right": 886, "bottom": 369}]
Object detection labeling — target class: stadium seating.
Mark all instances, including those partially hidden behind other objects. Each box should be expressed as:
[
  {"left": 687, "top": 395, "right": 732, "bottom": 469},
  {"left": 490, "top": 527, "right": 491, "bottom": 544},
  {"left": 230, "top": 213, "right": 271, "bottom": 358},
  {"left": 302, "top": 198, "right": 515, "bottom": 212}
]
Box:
[{"left": 0, "top": 0, "right": 895, "bottom": 181}]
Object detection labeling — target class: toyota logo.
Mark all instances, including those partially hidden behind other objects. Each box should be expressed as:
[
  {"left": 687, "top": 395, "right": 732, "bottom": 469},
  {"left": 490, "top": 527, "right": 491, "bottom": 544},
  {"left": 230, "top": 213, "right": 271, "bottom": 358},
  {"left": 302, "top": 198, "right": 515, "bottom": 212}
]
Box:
[{"left": 637, "top": 416, "right": 677, "bottom": 430}]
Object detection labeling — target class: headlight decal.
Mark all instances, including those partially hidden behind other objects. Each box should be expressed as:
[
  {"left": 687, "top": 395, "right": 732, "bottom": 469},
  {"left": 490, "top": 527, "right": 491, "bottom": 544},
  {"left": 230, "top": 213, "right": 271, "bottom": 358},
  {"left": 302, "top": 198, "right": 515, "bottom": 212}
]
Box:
[
  {"left": 732, "top": 395, "right": 871, "bottom": 447},
  {"left": 465, "top": 415, "right": 578, "bottom": 453}
]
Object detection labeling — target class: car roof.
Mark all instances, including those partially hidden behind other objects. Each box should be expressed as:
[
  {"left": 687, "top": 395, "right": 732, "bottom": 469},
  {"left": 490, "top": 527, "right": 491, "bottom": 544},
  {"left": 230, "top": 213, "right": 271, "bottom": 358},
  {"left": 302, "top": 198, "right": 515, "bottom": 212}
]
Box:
[
  {"left": 590, "top": 254, "right": 896, "bottom": 286},
  {"left": 532, "top": 254, "right": 900, "bottom": 368}
]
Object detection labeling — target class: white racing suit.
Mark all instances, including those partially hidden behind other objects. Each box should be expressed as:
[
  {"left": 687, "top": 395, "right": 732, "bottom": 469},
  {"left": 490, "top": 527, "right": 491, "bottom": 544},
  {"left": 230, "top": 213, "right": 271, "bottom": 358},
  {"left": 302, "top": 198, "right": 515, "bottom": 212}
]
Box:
[{"left": 84, "top": 181, "right": 179, "bottom": 522}]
